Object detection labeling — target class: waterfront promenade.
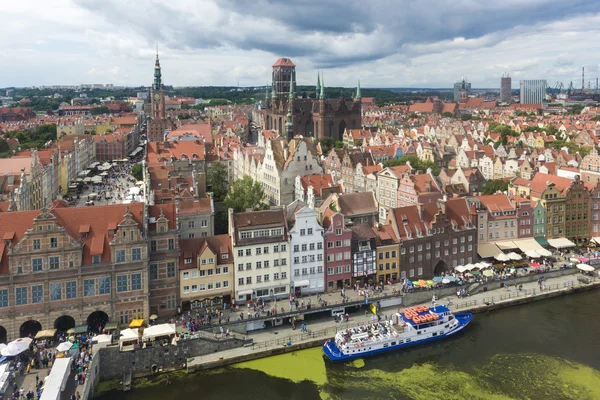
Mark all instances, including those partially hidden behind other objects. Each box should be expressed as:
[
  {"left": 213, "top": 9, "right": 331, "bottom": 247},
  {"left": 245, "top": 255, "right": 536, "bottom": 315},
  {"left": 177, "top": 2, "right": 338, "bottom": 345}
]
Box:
[{"left": 186, "top": 271, "right": 597, "bottom": 371}]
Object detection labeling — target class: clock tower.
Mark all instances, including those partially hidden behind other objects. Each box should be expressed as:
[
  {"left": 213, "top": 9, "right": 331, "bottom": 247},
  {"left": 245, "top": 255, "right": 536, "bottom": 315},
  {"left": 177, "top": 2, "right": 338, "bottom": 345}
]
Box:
[{"left": 151, "top": 47, "right": 166, "bottom": 120}]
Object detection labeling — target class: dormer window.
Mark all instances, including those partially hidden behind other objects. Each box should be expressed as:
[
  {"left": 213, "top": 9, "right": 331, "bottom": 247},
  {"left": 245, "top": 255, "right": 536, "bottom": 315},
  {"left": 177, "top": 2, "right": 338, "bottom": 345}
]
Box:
[
  {"left": 185, "top": 258, "right": 192, "bottom": 264},
  {"left": 221, "top": 253, "right": 228, "bottom": 259}
]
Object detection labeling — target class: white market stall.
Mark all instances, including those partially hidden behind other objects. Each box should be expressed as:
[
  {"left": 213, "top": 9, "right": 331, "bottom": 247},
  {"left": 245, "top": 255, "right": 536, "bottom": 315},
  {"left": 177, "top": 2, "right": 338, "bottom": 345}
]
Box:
[
  {"left": 548, "top": 238, "right": 576, "bottom": 249},
  {"left": 39, "top": 357, "right": 71, "bottom": 400},
  {"left": 142, "top": 324, "right": 177, "bottom": 346},
  {"left": 494, "top": 253, "right": 511, "bottom": 262},
  {"left": 0, "top": 363, "right": 9, "bottom": 395},
  {"left": 576, "top": 264, "right": 595, "bottom": 272},
  {"left": 1, "top": 337, "right": 32, "bottom": 356},
  {"left": 119, "top": 328, "right": 139, "bottom": 352}
]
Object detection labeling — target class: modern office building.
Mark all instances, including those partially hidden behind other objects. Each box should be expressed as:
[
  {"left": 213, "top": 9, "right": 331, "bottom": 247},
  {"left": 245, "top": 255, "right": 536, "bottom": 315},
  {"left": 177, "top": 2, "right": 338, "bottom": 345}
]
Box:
[
  {"left": 519, "top": 80, "right": 547, "bottom": 104},
  {"left": 500, "top": 73, "right": 512, "bottom": 103}
]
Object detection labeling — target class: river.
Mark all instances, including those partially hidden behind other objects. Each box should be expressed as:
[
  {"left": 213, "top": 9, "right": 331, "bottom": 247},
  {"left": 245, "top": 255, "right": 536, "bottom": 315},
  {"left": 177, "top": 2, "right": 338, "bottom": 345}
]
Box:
[{"left": 95, "top": 290, "right": 600, "bottom": 400}]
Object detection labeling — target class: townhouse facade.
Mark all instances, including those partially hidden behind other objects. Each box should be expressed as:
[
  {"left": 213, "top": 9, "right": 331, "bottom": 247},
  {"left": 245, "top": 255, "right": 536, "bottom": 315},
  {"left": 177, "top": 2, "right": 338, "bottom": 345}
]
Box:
[
  {"left": 288, "top": 206, "right": 325, "bottom": 295},
  {"left": 322, "top": 211, "right": 353, "bottom": 291}
]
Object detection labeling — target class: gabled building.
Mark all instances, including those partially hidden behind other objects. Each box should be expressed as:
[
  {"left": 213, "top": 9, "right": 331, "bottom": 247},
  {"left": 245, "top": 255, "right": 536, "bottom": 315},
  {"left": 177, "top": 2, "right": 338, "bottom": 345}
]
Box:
[
  {"left": 350, "top": 224, "right": 377, "bottom": 285},
  {"left": 322, "top": 210, "right": 352, "bottom": 291},
  {"left": 372, "top": 224, "right": 400, "bottom": 284}
]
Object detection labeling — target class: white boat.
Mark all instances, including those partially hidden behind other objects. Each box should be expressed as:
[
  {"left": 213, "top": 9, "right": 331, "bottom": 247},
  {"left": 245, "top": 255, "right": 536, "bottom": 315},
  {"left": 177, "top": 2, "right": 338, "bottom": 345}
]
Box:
[{"left": 323, "top": 305, "right": 473, "bottom": 361}]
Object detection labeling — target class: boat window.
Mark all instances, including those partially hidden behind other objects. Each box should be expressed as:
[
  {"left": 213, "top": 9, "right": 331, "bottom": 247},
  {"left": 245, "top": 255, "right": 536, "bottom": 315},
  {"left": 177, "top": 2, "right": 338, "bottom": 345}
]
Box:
[
  {"left": 383, "top": 344, "right": 388, "bottom": 348},
  {"left": 391, "top": 342, "right": 396, "bottom": 346},
  {"left": 432, "top": 332, "right": 437, "bottom": 337},
  {"left": 445, "top": 324, "right": 449, "bottom": 328},
  {"left": 406, "top": 339, "right": 411, "bottom": 343},
  {"left": 417, "top": 331, "right": 421, "bottom": 335}
]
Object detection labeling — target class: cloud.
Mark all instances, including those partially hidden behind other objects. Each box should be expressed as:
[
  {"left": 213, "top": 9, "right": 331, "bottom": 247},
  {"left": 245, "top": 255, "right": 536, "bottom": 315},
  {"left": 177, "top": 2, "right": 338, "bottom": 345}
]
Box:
[{"left": 1, "top": 1, "right": 600, "bottom": 88}]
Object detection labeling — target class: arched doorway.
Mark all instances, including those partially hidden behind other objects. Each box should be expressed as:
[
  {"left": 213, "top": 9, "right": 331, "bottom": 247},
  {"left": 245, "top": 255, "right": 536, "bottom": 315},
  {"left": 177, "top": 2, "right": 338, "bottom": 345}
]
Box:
[
  {"left": 87, "top": 311, "right": 109, "bottom": 333},
  {"left": 338, "top": 120, "right": 347, "bottom": 141},
  {"left": 54, "top": 315, "right": 76, "bottom": 333},
  {"left": 0, "top": 326, "right": 7, "bottom": 344},
  {"left": 434, "top": 260, "right": 448, "bottom": 276},
  {"left": 20, "top": 320, "right": 42, "bottom": 338}
]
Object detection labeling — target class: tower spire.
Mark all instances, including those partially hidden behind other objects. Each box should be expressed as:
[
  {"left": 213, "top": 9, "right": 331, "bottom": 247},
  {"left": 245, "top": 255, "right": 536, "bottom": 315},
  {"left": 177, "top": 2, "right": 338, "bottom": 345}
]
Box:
[
  {"left": 356, "top": 78, "right": 361, "bottom": 100},
  {"left": 316, "top": 72, "right": 321, "bottom": 99},
  {"left": 319, "top": 71, "right": 325, "bottom": 99},
  {"left": 153, "top": 46, "right": 162, "bottom": 91},
  {"left": 288, "top": 71, "right": 294, "bottom": 99}
]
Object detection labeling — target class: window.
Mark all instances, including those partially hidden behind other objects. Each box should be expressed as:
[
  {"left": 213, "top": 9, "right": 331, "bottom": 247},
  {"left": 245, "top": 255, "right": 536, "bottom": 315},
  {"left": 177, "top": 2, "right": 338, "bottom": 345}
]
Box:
[
  {"left": 302, "top": 244, "right": 308, "bottom": 251},
  {"left": 192, "top": 270, "right": 199, "bottom": 278},
  {"left": 50, "top": 237, "right": 58, "bottom": 248},
  {"left": 150, "top": 264, "right": 158, "bottom": 280},
  {"left": 150, "top": 240, "right": 157, "bottom": 252},
  {"left": 256, "top": 275, "right": 262, "bottom": 283},
  {"left": 63, "top": 281, "right": 76, "bottom": 299},
  {"left": 33, "top": 239, "right": 40, "bottom": 250},
  {"left": 32, "top": 285, "right": 43, "bottom": 304},
  {"left": 238, "top": 278, "right": 244, "bottom": 286},
  {"left": 84, "top": 279, "right": 96, "bottom": 297},
  {"left": 167, "top": 262, "right": 175, "bottom": 278},
  {"left": 32, "top": 258, "right": 42, "bottom": 272},
  {"left": 335, "top": 228, "right": 342, "bottom": 235},
  {"left": 409, "top": 269, "right": 415, "bottom": 278},
  {"left": 50, "top": 282, "right": 62, "bottom": 301},
  {"left": 281, "top": 245, "right": 287, "bottom": 252},
  {"left": 264, "top": 246, "right": 269, "bottom": 254},
  {"left": 317, "top": 242, "right": 323, "bottom": 250},
  {"left": 418, "top": 267, "right": 423, "bottom": 276},
  {"left": 188, "top": 221, "right": 195, "bottom": 229},
  {"left": 300, "top": 229, "right": 306, "bottom": 236},
  {"left": 132, "top": 248, "right": 142, "bottom": 261},
  {"left": 117, "top": 276, "right": 128, "bottom": 292},
  {"left": 92, "top": 254, "right": 101, "bottom": 265},
  {"left": 246, "top": 249, "right": 252, "bottom": 256},
  {"left": 0, "top": 289, "right": 8, "bottom": 307},
  {"left": 131, "top": 273, "right": 142, "bottom": 290},
  {"left": 274, "top": 273, "right": 279, "bottom": 280},
  {"left": 47, "top": 256, "right": 60, "bottom": 270},
  {"left": 246, "top": 277, "right": 252, "bottom": 284},
  {"left": 168, "top": 238, "right": 174, "bottom": 250},
  {"left": 223, "top": 281, "right": 229, "bottom": 288},
  {"left": 238, "top": 250, "right": 243, "bottom": 257},
  {"left": 256, "top": 247, "right": 262, "bottom": 255},
  {"left": 99, "top": 277, "right": 111, "bottom": 295},
  {"left": 201, "top": 220, "right": 208, "bottom": 228},
  {"left": 308, "top": 228, "right": 313, "bottom": 235},
  {"left": 16, "top": 287, "right": 27, "bottom": 305},
  {"left": 274, "top": 245, "right": 279, "bottom": 252},
  {"left": 282, "top": 272, "right": 287, "bottom": 279},
  {"left": 116, "top": 250, "right": 126, "bottom": 263},
  {"left": 294, "top": 245, "right": 299, "bottom": 252},
  {"left": 183, "top": 285, "right": 190, "bottom": 294}
]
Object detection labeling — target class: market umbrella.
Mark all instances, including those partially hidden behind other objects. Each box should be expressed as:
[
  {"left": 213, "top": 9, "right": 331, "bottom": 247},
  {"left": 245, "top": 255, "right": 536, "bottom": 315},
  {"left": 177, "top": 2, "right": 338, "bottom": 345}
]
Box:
[
  {"left": 483, "top": 270, "right": 494, "bottom": 277},
  {"left": 0, "top": 344, "right": 6, "bottom": 352},
  {"left": 570, "top": 258, "right": 580, "bottom": 263},
  {"left": 471, "top": 270, "right": 481, "bottom": 276},
  {"left": 56, "top": 342, "right": 73, "bottom": 352},
  {"left": 576, "top": 264, "right": 595, "bottom": 272},
  {"left": 537, "top": 248, "right": 552, "bottom": 257},
  {"left": 149, "top": 315, "right": 158, "bottom": 321},
  {"left": 507, "top": 252, "right": 522, "bottom": 261},
  {"left": 426, "top": 280, "right": 435, "bottom": 286},
  {"left": 67, "top": 328, "right": 75, "bottom": 334},
  {"left": 432, "top": 277, "right": 443, "bottom": 283},
  {"left": 455, "top": 265, "right": 468, "bottom": 273},
  {"left": 405, "top": 280, "right": 413, "bottom": 285},
  {"left": 1, "top": 337, "right": 32, "bottom": 356},
  {"left": 442, "top": 278, "right": 451, "bottom": 284},
  {"left": 494, "top": 253, "right": 511, "bottom": 262},
  {"left": 417, "top": 279, "right": 427, "bottom": 287}
]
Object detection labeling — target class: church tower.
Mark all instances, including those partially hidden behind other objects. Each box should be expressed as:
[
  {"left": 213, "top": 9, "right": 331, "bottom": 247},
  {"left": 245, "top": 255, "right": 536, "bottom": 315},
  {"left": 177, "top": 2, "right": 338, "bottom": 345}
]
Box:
[
  {"left": 272, "top": 58, "right": 296, "bottom": 105},
  {"left": 151, "top": 47, "right": 166, "bottom": 120}
]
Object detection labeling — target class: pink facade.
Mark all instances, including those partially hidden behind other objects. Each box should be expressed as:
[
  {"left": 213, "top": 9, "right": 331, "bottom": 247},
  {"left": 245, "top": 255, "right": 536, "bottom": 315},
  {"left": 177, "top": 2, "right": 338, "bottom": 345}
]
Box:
[
  {"left": 516, "top": 199, "right": 534, "bottom": 238},
  {"left": 324, "top": 212, "right": 352, "bottom": 291}
]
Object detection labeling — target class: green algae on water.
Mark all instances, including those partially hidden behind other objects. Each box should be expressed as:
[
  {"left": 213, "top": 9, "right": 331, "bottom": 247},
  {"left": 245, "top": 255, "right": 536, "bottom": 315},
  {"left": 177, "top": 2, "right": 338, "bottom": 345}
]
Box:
[{"left": 233, "top": 347, "right": 328, "bottom": 386}]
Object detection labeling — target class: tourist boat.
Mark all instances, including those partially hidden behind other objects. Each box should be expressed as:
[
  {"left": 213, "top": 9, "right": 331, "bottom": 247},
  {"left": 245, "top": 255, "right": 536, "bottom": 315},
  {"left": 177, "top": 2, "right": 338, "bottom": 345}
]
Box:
[{"left": 323, "top": 305, "right": 472, "bottom": 361}]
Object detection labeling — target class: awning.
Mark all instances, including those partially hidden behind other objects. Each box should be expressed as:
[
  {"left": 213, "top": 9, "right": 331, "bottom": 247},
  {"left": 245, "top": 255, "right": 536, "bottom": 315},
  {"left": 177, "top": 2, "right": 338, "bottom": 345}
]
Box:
[
  {"left": 548, "top": 238, "right": 576, "bottom": 249},
  {"left": 495, "top": 240, "right": 518, "bottom": 250},
  {"left": 293, "top": 279, "right": 310, "bottom": 287},
  {"left": 237, "top": 289, "right": 253, "bottom": 296},
  {"left": 129, "top": 319, "right": 144, "bottom": 328},
  {"left": 478, "top": 243, "right": 501, "bottom": 258},
  {"left": 142, "top": 324, "right": 176, "bottom": 340},
  {"left": 119, "top": 328, "right": 139, "bottom": 342},
  {"left": 74, "top": 325, "right": 88, "bottom": 334},
  {"left": 515, "top": 238, "right": 545, "bottom": 252},
  {"left": 535, "top": 237, "right": 549, "bottom": 247},
  {"left": 104, "top": 321, "right": 118, "bottom": 331},
  {"left": 592, "top": 237, "right": 600, "bottom": 245}
]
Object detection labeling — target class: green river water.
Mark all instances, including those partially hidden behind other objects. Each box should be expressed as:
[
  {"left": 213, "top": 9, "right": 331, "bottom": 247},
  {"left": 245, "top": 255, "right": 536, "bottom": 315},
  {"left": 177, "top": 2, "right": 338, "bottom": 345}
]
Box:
[{"left": 95, "top": 290, "right": 600, "bottom": 400}]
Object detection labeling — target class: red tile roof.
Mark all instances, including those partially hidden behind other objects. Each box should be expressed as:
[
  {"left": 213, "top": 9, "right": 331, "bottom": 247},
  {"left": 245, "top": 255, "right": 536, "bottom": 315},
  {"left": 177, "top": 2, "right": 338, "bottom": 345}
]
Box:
[{"left": 272, "top": 58, "right": 296, "bottom": 67}]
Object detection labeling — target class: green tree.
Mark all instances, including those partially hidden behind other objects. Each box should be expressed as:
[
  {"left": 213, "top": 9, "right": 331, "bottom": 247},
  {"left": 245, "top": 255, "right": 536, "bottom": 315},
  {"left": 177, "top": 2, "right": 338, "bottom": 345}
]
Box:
[
  {"left": 224, "top": 176, "right": 266, "bottom": 212},
  {"left": 482, "top": 179, "right": 509, "bottom": 195},
  {"left": 442, "top": 112, "right": 454, "bottom": 118},
  {"left": 318, "top": 137, "right": 334, "bottom": 155},
  {"left": 90, "top": 106, "right": 109, "bottom": 115},
  {"left": 461, "top": 114, "right": 472, "bottom": 121},
  {"left": 131, "top": 164, "right": 143, "bottom": 181},
  {"left": 0, "top": 139, "right": 9, "bottom": 154},
  {"left": 206, "top": 162, "right": 229, "bottom": 202},
  {"left": 408, "top": 113, "right": 419, "bottom": 119},
  {"left": 334, "top": 140, "right": 344, "bottom": 150},
  {"left": 546, "top": 124, "right": 558, "bottom": 136},
  {"left": 382, "top": 155, "right": 440, "bottom": 176}
]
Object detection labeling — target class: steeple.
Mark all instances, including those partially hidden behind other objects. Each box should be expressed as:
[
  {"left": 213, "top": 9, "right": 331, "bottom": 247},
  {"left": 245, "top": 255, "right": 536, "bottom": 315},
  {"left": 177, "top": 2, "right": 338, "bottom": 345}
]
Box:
[
  {"left": 265, "top": 84, "right": 269, "bottom": 106},
  {"left": 319, "top": 72, "right": 325, "bottom": 99},
  {"left": 316, "top": 72, "right": 321, "bottom": 99},
  {"left": 271, "top": 80, "right": 276, "bottom": 99},
  {"left": 153, "top": 46, "right": 162, "bottom": 91},
  {"left": 288, "top": 71, "right": 294, "bottom": 99},
  {"left": 356, "top": 78, "right": 361, "bottom": 100}
]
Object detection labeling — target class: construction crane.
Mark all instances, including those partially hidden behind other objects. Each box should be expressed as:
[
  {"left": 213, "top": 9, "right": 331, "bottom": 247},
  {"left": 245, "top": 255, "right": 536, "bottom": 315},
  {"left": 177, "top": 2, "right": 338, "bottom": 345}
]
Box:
[{"left": 568, "top": 81, "right": 574, "bottom": 97}]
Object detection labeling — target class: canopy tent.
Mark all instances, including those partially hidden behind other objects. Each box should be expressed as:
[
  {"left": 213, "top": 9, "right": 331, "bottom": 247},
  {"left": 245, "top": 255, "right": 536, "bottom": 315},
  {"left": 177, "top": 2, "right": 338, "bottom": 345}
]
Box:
[
  {"left": 483, "top": 269, "right": 494, "bottom": 277},
  {"left": 35, "top": 329, "right": 57, "bottom": 339},
  {"left": 432, "top": 277, "right": 443, "bottom": 283},
  {"left": 478, "top": 243, "right": 501, "bottom": 258},
  {"left": 104, "top": 321, "right": 119, "bottom": 331},
  {"left": 119, "top": 329, "right": 138, "bottom": 341},
  {"left": 1, "top": 337, "right": 32, "bottom": 357},
  {"left": 454, "top": 265, "right": 468, "bottom": 273},
  {"left": 548, "top": 238, "right": 576, "bottom": 249},
  {"left": 592, "top": 237, "right": 600, "bottom": 245},
  {"left": 507, "top": 252, "right": 522, "bottom": 260},
  {"left": 92, "top": 334, "right": 112, "bottom": 345},
  {"left": 514, "top": 238, "right": 546, "bottom": 253},
  {"left": 74, "top": 325, "right": 88, "bottom": 334},
  {"left": 471, "top": 270, "right": 481, "bottom": 275},
  {"left": 537, "top": 248, "right": 553, "bottom": 257},
  {"left": 494, "top": 253, "right": 511, "bottom": 262},
  {"left": 462, "top": 263, "right": 474, "bottom": 271},
  {"left": 129, "top": 319, "right": 144, "bottom": 328},
  {"left": 496, "top": 240, "right": 519, "bottom": 250},
  {"left": 524, "top": 250, "right": 540, "bottom": 258},
  {"left": 39, "top": 358, "right": 71, "bottom": 400},
  {"left": 473, "top": 262, "right": 491, "bottom": 269},
  {"left": 142, "top": 324, "right": 176, "bottom": 341},
  {"left": 417, "top": 280, "right": 427, "bottom": 287},
  {"left": 56, "top": 342, "right": 73, "bottom": 352},
  {"left": 576, "top": 264, "right": 595, "bottom": 272}
]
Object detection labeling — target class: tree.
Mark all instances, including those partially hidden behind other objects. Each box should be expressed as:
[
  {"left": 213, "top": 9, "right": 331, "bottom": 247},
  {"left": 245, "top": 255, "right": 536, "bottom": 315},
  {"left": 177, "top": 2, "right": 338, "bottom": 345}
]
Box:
[
  {"left": 0, "top": 139, "right": 9, "bottom": 154},
  {"left": 442, "top": 112, "right": 454, "bottom": 118},
  {"left": 206, "top": 162, "right": 229, "bottom": 202},
  {"left": 461, "top": 114, "right": 472, "bottom": 121},
  {"left": 131, "top": 164, "right": 143, "bottom": 181},
  {"left": 224, "top": 176, "right": 266, "bottom": 213},
  {"left": 90, "top": 106, "right": 109, "bottom": 115},
  {"left": 318, "top": 137, "right": 334, "bottom": 155},
  {"left": 334, "top": 141, "right": 344, "bottom": 150},
  {"left": 382, "top": 155, "right": 440, "bottom": 176},
  {"left": 482, "top": 179, "right": 509, "bottom": 195},
  {"left": 546, "top": 124, "right": 558, "bottom": 136}
]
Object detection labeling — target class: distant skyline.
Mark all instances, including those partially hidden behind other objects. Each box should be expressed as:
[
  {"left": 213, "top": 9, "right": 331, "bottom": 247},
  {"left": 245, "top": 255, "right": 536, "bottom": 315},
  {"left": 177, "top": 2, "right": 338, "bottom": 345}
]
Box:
[{"left": 2, "top": 1, "right": 600, "bottom": 89}]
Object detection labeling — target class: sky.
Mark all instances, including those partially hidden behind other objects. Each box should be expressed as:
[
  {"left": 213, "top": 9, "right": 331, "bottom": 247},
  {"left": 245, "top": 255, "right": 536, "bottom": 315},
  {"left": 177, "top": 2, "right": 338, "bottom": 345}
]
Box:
[{"left": 2, "top": 0, "right": 600, "bottom": 89}]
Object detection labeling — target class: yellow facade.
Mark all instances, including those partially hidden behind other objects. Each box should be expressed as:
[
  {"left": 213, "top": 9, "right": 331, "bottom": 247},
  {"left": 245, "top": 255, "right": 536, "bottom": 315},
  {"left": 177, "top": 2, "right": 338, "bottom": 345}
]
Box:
[
  {"left": 180, "top": 245, "right": 233, "bottom": 306},
  {"left": 375, "top": 243, "right": 400, "bottom": 284}
]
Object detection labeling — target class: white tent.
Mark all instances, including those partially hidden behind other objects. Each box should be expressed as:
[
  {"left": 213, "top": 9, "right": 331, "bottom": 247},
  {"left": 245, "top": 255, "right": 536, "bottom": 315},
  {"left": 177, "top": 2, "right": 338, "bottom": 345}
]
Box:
[
  {"left": 39, "top": 357, "right": 71, "bottom": 400},
  {"left": 93, "top": 334, "right": 112, "bottom": 344},
  {"left": 507, "top": 252, "right": 522, "bottom": 261},
  {"left": 1, "top": 337, "right": 32, "bottom": 356},
  {"left": 548, "top": 238, "right": 576, "bottom": 249},
  {"left": 56, "top": 342, "right": 73, "bottom": 352},
  {"left": 454, "top": 265, "right": 468, "bottom": 273},
  {"left": 494, "top": 253, "right": 511, "bottom": 262},
  {"left": 142, "top": 324, "right": 176, "bottom": 341},
  {"left": 576, "top": 264, "right": 595, "bottom": 272},
  {"left": 119, "top": 328, "right": 139, "bottom": 351},
  {"left": 525, "top": 250, "right": 540, "bottom": 258},
  {"left": 536, "top": 248, "right": 553, "bottom": 257}
]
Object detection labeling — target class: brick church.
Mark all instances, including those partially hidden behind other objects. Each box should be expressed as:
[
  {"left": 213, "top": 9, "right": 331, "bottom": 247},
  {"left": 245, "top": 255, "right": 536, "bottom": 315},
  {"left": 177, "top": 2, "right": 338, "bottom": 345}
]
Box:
[
  {"left": 147, "top": 48, "right": 176, "bottom": 142},
  {"left": 264, "top": 58, "right": 362, "bottom": 141}
]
